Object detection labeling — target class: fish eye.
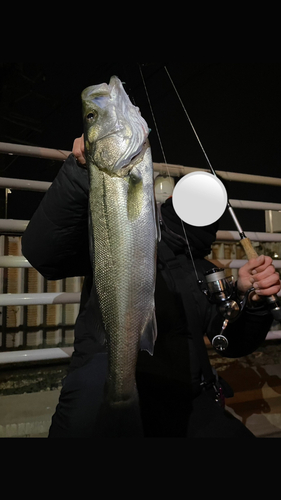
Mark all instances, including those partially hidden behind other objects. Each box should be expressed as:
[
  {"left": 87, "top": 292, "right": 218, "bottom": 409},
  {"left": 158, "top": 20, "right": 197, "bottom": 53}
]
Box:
[{"left": 87, "top": 111, "right": 97, "bottom": 122}]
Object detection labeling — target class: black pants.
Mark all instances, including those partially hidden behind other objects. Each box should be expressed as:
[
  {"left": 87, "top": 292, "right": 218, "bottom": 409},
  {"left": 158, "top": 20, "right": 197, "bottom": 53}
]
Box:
[
  {"left": 49, "top": 354, "right": 255, "bottom": 439},
  {"left": 49, "top": 354, "right": 108, "bottom": 439}
]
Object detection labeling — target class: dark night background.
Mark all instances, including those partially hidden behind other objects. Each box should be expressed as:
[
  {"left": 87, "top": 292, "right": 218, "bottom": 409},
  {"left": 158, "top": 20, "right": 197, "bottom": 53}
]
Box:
[{"left": 0, "top": 63, "right": 281, "bottom": 232}]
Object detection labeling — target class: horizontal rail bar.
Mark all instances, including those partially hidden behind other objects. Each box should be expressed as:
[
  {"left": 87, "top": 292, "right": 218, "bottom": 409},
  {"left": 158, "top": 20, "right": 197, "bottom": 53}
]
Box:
[
  {"left": 0, "top": 256, "right": 31, "bottom": 268},
  {"left": 1, "top": 256, "right": 280, "bottom": 271},
  {"left": 209, "top": 259, "right": 281, "bottom": 270},
  {"left": 0, "top": 332, "right": 278, "bottom": 365},
  {"left": 0, "top": 177, "right": 51, "bottom": 192},
  {"left": 1, "top": 142, "right": 281, "bottom": 188},
  {"left": 0, "top": 142, "right": 70, "bottom": 162},
  {"left": 217, "top": 231, "right": 281, "bottom": 242},
  {"left": 0, "top": 220, "right": 29, "bottom": 234},
  {"left": 1, "top": 176, "right": 281, "bottom": 212},
  {"left": 267, "top": 331, "right": 281, "bottom": 340},
  {"left": 2, "top": 219, "right": 281, "bottom": 243},
  {"left": 154, "top": 162, "right": 281, "bottom": 187},
  {"left": 0, "top": 348, "right": 74, "bottom": 365},
  {"left": 1, "top": 173, "right": 281, "bottom": 212},
  {"left": 229, "top": 200, "right": 281, "bottom": 212},
  {"left": 0, "top": 293, "right": 81, "bottom": 307}
]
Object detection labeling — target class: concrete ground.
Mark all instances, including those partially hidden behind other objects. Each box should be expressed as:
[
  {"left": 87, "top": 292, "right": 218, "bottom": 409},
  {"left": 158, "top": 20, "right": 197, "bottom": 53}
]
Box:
[
  {"left": 1, "top": 341, "right": 281, "bottom": 438},
  {"left": 0, "top": 361, "right": 66, "bottom": 438},
  {"left": 0, "top": 390, "right": 59, "bottom": 438},
  {"left": 210, "top": 341, "right": 281, "bottom": 438}
]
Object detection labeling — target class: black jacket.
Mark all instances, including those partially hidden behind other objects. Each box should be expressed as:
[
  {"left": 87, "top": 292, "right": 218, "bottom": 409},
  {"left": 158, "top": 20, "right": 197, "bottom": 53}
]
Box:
[{"left": 22, "top": 155, "right": 273, "bottom": 384}]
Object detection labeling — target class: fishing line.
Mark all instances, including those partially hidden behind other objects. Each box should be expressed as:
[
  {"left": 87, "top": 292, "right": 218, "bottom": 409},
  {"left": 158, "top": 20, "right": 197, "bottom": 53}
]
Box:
[
  {"left": 181, "top": 220, "right": 201, "bottom": 283},
  {"left": 138, "top": 64, "right": 171, "bottom": 178},
  {"left": 164, "top": 66, "right": 217, "bottom": 178},
  {"left": 139, "top": 63, "right": 200, "bottom": 277},
  {"left": 121, "top": 64, "right": 137, "bottom": 106},
  {"left": 163, "top": 65, "right": 241, "bottom": 274},
  {"left": 163, "top": 66, "right": 245, "bottom": 236},
  {"left": 139, "top": 64, "right": 217, "bottom": 183}
]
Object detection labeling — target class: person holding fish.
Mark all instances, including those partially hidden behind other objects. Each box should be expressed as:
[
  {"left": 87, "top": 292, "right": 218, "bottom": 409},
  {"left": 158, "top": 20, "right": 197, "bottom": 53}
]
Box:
[{"left": 22, "top": 78, "right": 280, "bottom": 438}]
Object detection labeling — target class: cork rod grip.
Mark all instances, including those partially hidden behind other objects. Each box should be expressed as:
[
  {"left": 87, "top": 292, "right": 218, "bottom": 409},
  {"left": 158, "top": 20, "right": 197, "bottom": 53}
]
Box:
[{"left": 240, "top": 238, "right": 259, "bottom": 260}]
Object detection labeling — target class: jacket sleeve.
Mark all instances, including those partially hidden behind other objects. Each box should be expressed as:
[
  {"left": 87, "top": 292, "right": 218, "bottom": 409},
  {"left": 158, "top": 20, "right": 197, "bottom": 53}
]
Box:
[{"left": 22, "top": 154, "right": 92, "bottom": 280}]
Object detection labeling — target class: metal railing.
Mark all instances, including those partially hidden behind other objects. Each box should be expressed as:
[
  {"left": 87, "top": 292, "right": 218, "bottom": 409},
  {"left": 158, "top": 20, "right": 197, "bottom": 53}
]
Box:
[
  {"left": 0, "top": 142, "right": 281, "bottom": 363},
  {"left": 0, "top": 293, "right": 81, "bottom": 307},
  {"left": 2, "top": 141, "right": 281, "bottom": 187}
]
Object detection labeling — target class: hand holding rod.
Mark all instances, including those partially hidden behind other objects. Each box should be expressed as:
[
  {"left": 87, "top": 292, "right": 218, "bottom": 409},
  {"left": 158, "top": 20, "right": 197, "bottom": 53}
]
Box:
[{"left": 227, "top": 203, "right": 281, "bottom": 321}]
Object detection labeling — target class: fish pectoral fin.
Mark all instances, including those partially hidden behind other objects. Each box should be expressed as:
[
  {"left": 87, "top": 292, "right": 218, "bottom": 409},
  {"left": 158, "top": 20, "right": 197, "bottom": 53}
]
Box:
[
  {"left": 155, "top": 201, "right": 162, "bottom": 243},
  {"left": 127, "top": 169, "right": 144, "bottom": 221},
  {"left": 140, "top": 312, "right": 158, "bottom": 356}
]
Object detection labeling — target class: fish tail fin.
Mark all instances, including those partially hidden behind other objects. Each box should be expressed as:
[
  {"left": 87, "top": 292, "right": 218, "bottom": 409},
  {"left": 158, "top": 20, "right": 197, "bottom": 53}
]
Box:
[{"left": 93, "top": 391, "right": 144, "bottom": 438}]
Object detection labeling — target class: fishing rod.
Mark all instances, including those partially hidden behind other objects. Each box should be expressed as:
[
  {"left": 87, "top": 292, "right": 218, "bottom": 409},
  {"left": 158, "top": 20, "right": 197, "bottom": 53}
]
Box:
[{"left": 164, "top": 66, "right": 281, "bottom": 322}]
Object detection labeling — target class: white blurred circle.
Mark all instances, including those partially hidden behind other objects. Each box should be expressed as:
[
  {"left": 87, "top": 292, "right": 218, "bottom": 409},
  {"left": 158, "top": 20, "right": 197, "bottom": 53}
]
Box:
[{"left": 172, "top": 172, "right": 228, "bottom": 227}]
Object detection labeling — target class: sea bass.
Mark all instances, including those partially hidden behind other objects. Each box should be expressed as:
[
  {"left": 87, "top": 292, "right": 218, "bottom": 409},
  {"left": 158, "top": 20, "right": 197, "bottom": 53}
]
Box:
[{"left": 82, "top": 76, "right": 158, "bottom": 437}]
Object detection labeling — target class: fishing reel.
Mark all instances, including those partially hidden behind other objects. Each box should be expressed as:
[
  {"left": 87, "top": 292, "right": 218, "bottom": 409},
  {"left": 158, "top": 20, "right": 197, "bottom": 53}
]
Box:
[{"left": 199, "top": 268, "right": 254, "bottom": 352}]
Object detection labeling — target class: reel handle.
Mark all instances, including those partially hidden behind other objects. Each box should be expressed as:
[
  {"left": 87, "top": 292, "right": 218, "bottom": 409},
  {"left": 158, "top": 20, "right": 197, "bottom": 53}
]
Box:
[{"left": 240, "top": 238, "right": 281, "bottom": 321}]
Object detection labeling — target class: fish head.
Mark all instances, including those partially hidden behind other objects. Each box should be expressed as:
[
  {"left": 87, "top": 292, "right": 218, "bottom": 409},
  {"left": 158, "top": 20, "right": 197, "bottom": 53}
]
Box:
[{"left": 82, "top": 76, "right": 149, "bottom": 174}]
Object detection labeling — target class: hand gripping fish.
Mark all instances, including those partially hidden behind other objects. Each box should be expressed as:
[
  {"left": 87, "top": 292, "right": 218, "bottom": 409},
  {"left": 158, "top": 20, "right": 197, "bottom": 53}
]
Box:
[{"left": 82, "top": 76, "right": 158, "bottom": 437}]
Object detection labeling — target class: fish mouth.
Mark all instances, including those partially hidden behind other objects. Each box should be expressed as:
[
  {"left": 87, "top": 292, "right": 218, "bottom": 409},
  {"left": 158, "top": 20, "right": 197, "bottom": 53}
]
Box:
[
  {"left": 92, "top": 129, "right": 145, "bottom": 171},
  {"left": 119, "top": 141, "right": 149, "bottom": 173},
  {"left": 89, "top": 140, "right": 148, "bottom": 178},
  {"left": 93, "top": 130, "right": 148, "bottom": 175}
]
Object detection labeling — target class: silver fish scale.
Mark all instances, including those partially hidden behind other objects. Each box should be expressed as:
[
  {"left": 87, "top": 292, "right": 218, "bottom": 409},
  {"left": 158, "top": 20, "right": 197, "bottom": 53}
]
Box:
[{"left": 89, "top": 145, "right": 157, "bottom": 404}]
